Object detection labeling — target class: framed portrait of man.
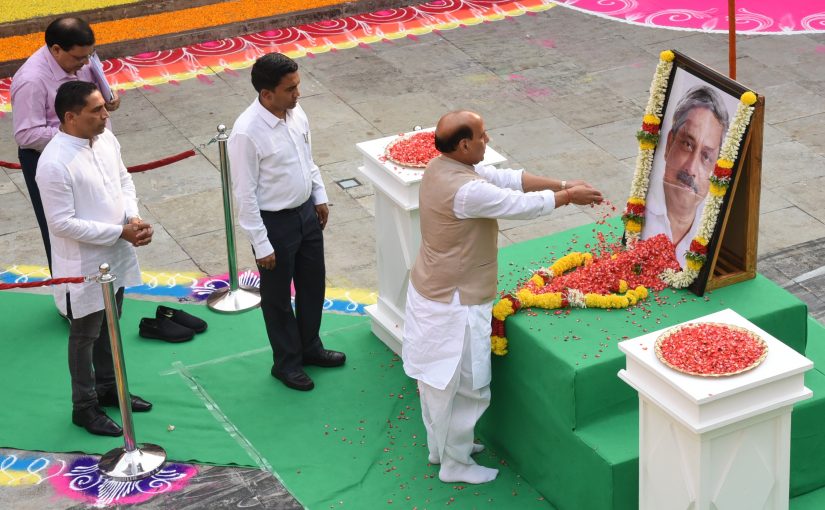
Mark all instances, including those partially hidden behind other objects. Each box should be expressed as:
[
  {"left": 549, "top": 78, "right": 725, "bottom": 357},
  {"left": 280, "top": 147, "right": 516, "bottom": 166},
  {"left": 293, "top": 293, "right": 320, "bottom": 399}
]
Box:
[{"left": 636, "top": 51, "right": 763, "bottom": 295}]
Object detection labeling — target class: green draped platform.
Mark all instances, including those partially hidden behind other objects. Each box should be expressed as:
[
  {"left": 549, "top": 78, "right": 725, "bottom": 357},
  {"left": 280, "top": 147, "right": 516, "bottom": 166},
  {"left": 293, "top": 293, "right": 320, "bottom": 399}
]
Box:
[
  {"left": 1, "top": 220, "right": 825, "bottom": 509},
  {"left": 480, "top": 221, "right": 825, "bottom": 510}
]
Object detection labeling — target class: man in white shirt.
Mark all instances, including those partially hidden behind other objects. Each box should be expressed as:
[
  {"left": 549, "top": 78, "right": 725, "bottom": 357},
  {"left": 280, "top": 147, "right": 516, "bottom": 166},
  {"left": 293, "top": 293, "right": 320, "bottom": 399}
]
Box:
[
  {"left": 403, "top": 110, "right": 603, "bottom": 484},
  {"left": 641, "top": 86, "right": 728, "bottom": 267},
  {"left": 36, "top": 81, "right": 152, "bottom": 437},
  {"left": 228, "top": 53, "right": 344, "bottom": 392},
  {"left": 12, "top": 17, "right": 120, "bottom": 273}
]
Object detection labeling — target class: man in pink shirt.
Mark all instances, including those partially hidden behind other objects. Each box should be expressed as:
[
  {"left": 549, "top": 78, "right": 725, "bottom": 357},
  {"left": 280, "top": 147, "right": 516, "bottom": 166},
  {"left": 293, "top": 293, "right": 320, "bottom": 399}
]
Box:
[{"left": 11, "top": 17, "right": 120, "bottom": 273}]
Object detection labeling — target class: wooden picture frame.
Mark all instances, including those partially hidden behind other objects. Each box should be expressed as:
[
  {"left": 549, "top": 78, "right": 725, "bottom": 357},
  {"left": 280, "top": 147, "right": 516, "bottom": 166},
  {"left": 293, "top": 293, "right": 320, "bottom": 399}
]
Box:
[{"left": 637, "top": 50, "right": 764, "bottom": 295}]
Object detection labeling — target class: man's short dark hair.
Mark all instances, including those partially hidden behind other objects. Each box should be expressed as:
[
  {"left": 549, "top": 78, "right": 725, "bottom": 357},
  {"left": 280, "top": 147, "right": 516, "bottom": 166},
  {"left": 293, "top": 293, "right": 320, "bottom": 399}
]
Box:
[
  {"left": 55, "top": 81, "right": 98, "bottom": 123},
  {"left": 251, "top": 53, "right": 299, "bottom": 92},
  {"left": 45, "top": 17, "right": 95, "bottom": 50},
  {"left": 434, "top": 125, "right": 474, "bottom": 153},
  {"left": 671, "top": 86, "right": 729, "bottom": 147}
]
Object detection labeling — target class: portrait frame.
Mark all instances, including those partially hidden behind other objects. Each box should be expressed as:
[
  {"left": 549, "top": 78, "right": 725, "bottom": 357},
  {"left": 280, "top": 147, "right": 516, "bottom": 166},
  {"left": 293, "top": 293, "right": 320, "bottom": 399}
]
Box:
[{"left": 624, "top": 50, "right": 764, "bottom": 296}]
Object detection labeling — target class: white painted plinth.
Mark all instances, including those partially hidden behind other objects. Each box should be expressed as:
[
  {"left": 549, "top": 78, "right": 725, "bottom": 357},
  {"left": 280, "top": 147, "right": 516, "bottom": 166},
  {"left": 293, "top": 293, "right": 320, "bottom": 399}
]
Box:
[
  {"left": 356, "top": 128, "right": 505, "bottom": 353},
  {"left": 618, "top": 309, "right": 813, "bottom": 510}
]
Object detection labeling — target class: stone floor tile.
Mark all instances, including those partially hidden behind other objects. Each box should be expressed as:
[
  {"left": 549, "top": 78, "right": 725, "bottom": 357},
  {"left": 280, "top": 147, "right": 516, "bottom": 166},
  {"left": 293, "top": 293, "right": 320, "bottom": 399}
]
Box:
[{"left": 758, "top": 206, "right": 825, "bottom": 256}]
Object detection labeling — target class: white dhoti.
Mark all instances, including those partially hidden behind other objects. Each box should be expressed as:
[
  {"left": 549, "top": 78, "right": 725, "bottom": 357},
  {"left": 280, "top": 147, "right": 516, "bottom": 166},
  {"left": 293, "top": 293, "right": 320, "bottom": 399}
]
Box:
[{"left": 403, "top": 285, "right": 498, "bottom": 484}]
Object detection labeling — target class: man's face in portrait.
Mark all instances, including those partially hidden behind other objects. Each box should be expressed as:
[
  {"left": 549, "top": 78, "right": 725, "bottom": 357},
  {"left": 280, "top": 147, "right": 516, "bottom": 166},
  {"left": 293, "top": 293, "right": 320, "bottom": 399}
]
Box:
[{"left": 662, "top": 106, "right": 724, "bottom": 215}]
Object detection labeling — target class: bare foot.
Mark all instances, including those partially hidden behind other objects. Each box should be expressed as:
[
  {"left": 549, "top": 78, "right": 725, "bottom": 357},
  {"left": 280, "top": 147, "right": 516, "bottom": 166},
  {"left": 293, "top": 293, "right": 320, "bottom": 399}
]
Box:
[{"left": 439, "top": 463, "right": 499, "bottom": 484}]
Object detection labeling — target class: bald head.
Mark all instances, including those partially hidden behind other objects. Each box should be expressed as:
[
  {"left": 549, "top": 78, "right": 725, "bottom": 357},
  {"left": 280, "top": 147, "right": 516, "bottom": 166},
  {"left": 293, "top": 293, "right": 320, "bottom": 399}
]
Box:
[{"left": 434, "top": 110, "right": 487, "bottom": 165}]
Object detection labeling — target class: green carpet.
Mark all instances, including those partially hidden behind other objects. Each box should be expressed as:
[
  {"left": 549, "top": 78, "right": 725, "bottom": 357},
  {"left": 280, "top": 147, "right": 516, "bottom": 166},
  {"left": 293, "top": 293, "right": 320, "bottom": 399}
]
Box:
[{"left": 0, "top": 291, "right": 551, "bottom": 509}]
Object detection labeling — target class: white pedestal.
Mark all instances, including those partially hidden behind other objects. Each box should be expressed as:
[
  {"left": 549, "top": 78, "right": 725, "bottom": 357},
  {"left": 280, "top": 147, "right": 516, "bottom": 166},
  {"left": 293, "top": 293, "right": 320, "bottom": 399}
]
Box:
[
  {"left": 356, "top": 128, "right": 505, "bottom": 353},
  {"left": 618, "top": 309, "right": 813, "bottom": 510}
]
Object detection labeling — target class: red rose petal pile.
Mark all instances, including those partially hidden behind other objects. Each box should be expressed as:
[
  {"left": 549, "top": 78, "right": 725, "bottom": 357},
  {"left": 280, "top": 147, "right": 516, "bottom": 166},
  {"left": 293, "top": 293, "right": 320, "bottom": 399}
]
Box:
[
  {"left": 385, "top": 131, "right": 440, "bottom": 168},
  {"left": 530, "top": 233, "right": 681, "bottom": 295},
  {"left": 657, "top": 323, "right": 767, "bottom": 376}
]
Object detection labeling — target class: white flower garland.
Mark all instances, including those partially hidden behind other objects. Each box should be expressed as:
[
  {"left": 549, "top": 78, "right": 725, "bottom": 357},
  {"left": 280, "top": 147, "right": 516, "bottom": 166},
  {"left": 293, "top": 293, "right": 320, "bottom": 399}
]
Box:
[{"left": 622, "top": 50, "right": 757, "bottom": 289}]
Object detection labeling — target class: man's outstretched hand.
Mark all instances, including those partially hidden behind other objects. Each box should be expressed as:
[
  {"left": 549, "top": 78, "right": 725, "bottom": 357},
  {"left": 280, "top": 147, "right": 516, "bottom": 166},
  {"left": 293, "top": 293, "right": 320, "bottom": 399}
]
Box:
[{"left": 567, "top": 184, "right": 604, "bottom": 206}]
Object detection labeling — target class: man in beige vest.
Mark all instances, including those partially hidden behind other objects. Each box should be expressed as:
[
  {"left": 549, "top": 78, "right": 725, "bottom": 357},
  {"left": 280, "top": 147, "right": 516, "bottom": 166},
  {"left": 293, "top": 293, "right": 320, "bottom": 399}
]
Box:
[{"left": 403, "top": 110, "right": 603, "bottom": 484}]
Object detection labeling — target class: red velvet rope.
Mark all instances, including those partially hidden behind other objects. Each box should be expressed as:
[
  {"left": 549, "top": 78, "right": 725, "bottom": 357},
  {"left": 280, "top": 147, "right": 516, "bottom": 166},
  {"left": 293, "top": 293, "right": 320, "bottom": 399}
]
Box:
[
  {"left": 0, "top": 149, "right": 197, "bottom": 173},
  {"left": 0, "top": 276, "right": 86, "bottom": 290},
  {"left": 125, "top": 149, "right": 196, "bottom": 173}
]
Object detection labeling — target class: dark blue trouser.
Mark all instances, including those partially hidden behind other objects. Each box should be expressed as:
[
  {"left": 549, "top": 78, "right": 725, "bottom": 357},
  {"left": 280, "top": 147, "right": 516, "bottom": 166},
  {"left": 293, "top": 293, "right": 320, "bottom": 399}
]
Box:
[
  {"left": 19, "top": 147, "right": 52, "bottom": 273},
  {"left": 67, "top": 288, "right": 123, "bottom": 411},
  {"left": 259, "top": 199, "right": 326, "bottom": 375}
]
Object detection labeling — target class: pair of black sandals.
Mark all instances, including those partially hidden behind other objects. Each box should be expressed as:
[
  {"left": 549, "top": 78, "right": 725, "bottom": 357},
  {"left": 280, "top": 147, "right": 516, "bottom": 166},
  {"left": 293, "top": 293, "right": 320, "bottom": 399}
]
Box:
[{"left": 139, "top": 305, "right": 207, "bottom": 343}]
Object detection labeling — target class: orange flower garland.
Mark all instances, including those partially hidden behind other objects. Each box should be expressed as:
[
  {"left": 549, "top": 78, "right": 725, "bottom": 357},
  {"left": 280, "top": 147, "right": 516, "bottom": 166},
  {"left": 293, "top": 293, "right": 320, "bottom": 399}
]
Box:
[{"left": 0, "top": 0, "right": 348, "bottom": 62}]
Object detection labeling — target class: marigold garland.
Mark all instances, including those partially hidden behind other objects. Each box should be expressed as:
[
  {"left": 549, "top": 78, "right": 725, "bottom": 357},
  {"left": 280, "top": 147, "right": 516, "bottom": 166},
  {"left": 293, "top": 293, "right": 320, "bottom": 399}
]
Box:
[
  {"left": 622, "top": 50, "right": 673, "bottom": 237},
  {"left": 489, "top": 235, "right": 681, "bottom": 355}
]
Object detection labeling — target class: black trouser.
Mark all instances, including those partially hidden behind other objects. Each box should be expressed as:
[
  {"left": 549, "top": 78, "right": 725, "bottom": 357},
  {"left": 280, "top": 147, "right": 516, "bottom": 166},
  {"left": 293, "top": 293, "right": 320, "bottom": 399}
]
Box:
[
  {"left": 19, "top": 147, "right": 52, "bottom": 273},
  {"left": 259, "top": 199, "right": 326, "bottom": 375},
  {"left": 67, "top": 288, "right": 123, "bottom": 411}
]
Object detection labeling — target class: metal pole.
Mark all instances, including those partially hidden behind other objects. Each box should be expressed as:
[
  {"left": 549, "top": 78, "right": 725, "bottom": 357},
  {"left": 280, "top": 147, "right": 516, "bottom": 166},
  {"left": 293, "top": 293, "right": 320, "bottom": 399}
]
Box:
[
  {"left": 728, "top": 0, "right": 737, "bottom": 79},
  {"left": 218, "top": 124, "right": 241, "bottom": 291},
  {"left": 100, "top": 263, "right": 137, "bottom": 451},
  {"left": 207, "top": 124, "right": 262, "bottom": 313},
  {"left": 96, "top": 263, "right": 166, "bottom": 481}
]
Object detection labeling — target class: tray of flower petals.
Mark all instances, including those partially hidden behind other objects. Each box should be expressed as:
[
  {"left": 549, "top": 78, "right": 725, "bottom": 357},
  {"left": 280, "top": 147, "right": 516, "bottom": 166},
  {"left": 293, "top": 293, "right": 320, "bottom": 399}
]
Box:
[
  {"left": 654, "top": 322, "right": 768, "bottom": 377},
  {"left": 384, "top": 131, "right": 441, "bottom": 168}
]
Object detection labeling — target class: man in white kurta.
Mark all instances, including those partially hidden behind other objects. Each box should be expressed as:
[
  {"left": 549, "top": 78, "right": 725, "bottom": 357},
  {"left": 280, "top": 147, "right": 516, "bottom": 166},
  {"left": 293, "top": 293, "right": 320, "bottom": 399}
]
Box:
[
  {"left": 36, "top": 80, "right": 152, "bottom": 437},
  {"left": 403, "top": 111, "right": 603, "bottom": 484}
]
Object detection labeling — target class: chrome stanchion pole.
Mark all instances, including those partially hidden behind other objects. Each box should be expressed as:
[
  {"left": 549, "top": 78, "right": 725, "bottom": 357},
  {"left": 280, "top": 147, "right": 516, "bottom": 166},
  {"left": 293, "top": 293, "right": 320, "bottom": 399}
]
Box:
[
  {"left": 96, "top": 263, "right": 166, "bottom": 481},
  {"left": 207, "top": 124, "right": 262, "bottom": 313}
]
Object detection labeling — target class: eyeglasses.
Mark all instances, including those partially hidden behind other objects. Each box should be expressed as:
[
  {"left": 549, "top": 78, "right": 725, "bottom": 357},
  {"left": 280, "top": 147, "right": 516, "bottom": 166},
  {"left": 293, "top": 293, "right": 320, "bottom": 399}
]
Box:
[{"left": 64, "top": 48, "right": 96, "bottom": 64}]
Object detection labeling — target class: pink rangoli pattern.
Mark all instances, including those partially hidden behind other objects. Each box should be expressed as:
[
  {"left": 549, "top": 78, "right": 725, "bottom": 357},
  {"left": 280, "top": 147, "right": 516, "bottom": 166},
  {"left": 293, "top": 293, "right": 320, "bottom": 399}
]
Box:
[{"left": 554, "top": 0, "right": 825, "bottom": 34}]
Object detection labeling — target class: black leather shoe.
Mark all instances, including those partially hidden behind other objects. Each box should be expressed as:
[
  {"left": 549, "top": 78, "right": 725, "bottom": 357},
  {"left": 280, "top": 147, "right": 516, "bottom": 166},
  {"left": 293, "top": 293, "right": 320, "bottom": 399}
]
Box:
[
  {"left": 303, "top": 349, "right": 346, "bottom": 368},
  {"left": 98, "top": 390, "right": 153, "bottom": 412},
  {"left": 139, "top": 317, "right": 194, "bottom": 343},
  {"left": 157, "top": 305, "right": 207, "bottom": 333},
  {"left": 72, "top": 406, "right": 123, "bottom": 437},
  {"left": 271, "top": 368, "right": 315, "bottom": 391}
]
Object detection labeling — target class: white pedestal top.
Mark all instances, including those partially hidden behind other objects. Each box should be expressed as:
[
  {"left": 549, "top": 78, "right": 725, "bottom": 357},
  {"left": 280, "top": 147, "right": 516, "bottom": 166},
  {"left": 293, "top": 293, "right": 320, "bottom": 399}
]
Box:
[
  {"left": 355, "top": 127, "right": 507, "bottom": 186},
  {"left": 619, "top": 308, "right": 813, "bottom": 433}
]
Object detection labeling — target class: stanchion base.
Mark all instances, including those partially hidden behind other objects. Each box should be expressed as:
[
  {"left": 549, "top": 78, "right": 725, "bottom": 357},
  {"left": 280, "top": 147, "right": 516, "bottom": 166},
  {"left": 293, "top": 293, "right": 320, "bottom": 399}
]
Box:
[
  {"left": 99, "top": 443, "right": 167, "bottom": 481},
  {"left": 207, "top": 286, "right": 262, "bottom": 314}
]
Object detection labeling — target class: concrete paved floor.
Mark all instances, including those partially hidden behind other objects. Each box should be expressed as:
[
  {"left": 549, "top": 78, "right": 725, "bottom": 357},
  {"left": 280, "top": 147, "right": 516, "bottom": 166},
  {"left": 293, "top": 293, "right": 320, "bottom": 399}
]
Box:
[
  {"left": 1, "top": 6, "right": 824, "bottom": 295},
  {"left": 1, "top": 4, "right": 825, "bottom": 508}
]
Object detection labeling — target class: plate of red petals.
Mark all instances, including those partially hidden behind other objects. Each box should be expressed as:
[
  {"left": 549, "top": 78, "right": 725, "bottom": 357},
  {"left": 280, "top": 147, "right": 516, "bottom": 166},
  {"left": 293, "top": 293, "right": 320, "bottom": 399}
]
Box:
[
  {"left": 654, "top": 322, "right": 768, "bottom": 377},
  {"left": 384, "top": 131, "right": 441, "bottom": 168}
]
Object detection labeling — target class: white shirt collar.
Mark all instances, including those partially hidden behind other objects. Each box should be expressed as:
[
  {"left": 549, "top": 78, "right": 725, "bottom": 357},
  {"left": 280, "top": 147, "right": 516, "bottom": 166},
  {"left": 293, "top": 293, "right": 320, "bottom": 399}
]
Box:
[
  {"left": 56, "top": 129, "right": 97, "bottom": 148},
  {"left": 253, "top": 97, "right": 294, "bottom": 128}
]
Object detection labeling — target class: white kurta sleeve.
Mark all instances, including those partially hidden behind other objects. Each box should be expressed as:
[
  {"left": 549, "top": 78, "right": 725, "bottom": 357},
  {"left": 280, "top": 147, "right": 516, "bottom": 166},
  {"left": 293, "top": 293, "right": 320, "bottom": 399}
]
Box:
[
  {"left": 37, "top": 161, "right": 123, "bottom": 246},
  {"left": 454, "top": 178, "right": 555, "bottom": 220},
  {"left": 474, "top": 164, "right": 524, "bottom": 191}
]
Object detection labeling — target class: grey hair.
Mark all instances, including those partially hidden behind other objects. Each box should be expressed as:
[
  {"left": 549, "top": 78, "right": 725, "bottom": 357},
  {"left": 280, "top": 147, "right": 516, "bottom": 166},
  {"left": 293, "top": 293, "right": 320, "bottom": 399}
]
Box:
[{"left": 670, "top": 85, "right": 729, "bottom": 147}]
